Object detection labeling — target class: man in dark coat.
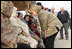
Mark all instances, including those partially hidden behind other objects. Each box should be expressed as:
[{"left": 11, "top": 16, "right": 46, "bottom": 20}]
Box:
[{"left": 57, "top": 7, "right": 70, "bottom": 40}]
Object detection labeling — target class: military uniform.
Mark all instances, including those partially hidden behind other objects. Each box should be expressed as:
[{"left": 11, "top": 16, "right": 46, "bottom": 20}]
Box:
[
  {"left": 1, "top": 1, "right": 20, "bottom": 48},
  {"left": 1, "top": 13, "right": 22, "bottom": 48},
  {"left": 10, "top": 7, "right": 38, "bottom": 48}
]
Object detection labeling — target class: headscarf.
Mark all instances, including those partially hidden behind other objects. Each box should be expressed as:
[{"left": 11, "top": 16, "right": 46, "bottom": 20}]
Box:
[{"left": 17, "top": 12, "right": 26, "bottom": 23}]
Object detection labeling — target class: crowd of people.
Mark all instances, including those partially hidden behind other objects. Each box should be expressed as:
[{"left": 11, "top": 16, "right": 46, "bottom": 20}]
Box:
[{"left": 1, "top": 1, "right": 71, "bottom": 48}]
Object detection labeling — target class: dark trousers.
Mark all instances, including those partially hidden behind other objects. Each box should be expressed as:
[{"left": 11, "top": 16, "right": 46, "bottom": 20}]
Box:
[
  {"left": 43, "top": 33, "right": 58, "bottom": 48},
  {"left": 17, "top": 43, "right": 31, "bottom": 48},
  {"left": 60, "top": 22, "right": 69, "bottom": 39},
  {"left": 68, "top": 19, "right": 71, "bottom": 29}
]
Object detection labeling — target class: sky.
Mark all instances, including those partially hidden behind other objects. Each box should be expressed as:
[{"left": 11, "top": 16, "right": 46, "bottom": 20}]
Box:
[{"left": 36, "top": 1, "right": 71, "bottom": 16}]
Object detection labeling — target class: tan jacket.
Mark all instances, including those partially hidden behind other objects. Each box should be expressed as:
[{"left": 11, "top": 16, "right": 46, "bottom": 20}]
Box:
[{"left": 38, "top": 10, "right": 63, "bottom": 37}]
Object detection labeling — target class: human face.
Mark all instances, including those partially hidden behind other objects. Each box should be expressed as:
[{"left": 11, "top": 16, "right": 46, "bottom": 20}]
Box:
[
  {"left": 25, "top": 16, "right": 30, "bottom": 22},
  {"left": 19, "top": 14, "right": 22, "bottom": 19},
  {"left": 31, "top": 10, "right": 38, "bottom": 16},
  {"left": 51, "top": 7, "right": 55, "bottom": 12},
  {"left": 60, "top": 7, "right": 64, "bottom": 12}
]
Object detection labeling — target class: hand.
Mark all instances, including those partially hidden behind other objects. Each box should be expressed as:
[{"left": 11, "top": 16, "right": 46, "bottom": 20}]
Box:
[
  {"left": 9, "top": 38, "right": 17, "bottom": 45},
  {"left": 44, "top": 29, "right": 48, "bottom": 38},
  {"left": 45, "top": 29, "right": 48, "bottom": 34}
]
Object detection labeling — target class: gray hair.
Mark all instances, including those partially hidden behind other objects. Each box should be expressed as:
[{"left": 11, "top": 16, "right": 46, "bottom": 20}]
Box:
[{"left": 30, "top": 4, "right": 42, "bottom": 14}]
